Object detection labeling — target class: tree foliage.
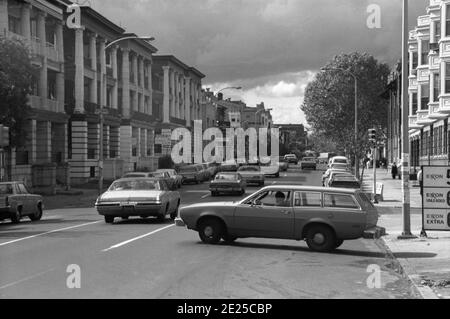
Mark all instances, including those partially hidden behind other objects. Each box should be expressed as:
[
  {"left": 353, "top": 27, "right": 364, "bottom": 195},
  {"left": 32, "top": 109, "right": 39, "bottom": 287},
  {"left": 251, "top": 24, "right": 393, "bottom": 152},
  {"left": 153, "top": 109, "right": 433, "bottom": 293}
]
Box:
[
  {"left": 0, "top": 36, "right": 34, "bottom": 149},
  {"left": 300, "top": 52, "right": 390, "bottom": 162}
]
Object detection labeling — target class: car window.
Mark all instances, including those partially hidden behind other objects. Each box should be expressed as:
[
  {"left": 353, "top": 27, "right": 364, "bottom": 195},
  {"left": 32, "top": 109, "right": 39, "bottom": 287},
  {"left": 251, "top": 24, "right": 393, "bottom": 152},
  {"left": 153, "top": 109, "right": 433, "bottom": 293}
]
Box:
[
  {"left": 109, "top": 180, "right": 159, "bottom": 191},
  {"left": 294, "top": 192, "right": 321, "bottom": 207},
  {"left": 254, "top": 190, "right": 292, "bottom": 207},
  {"left": 17, "top": 184, "right": 29, "bottom": 194},
  {"left": 333, "top": 159, "right": 348, "bottom": 164},
  {"left": 215, "top": 174, "right": 237, "bottom": 181},
  {"left": 0, "top": 184, "right": 14, "bottom": 195},
  {"left": 324, "top": 193, "right": 359, "bottom": 209}
]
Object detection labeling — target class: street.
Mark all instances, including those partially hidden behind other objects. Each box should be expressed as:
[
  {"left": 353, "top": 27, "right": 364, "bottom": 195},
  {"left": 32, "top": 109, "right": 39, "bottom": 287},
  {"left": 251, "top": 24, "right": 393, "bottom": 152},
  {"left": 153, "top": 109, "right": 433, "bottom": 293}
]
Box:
[{"left": 0, "top": 166, "right": 419, "bottom": 299}]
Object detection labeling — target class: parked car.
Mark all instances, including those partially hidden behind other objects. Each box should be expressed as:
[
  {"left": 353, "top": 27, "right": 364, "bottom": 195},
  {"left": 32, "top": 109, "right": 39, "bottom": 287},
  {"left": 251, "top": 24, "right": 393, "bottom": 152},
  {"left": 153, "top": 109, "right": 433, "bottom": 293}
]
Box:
[
  {"left": 328, "top": 156, "right": 349, "bottom": 167},
  {"left": 201, "top": 163, "right": 213, "bottom": 180},
  {"left": 260, "top": 162, "right": 280, "bottom": 178},
  {"left": 218, "top": 160, "right": 239, "bottom": 172},
  {"left": 328, "top": 175, "right": 361, "bottom": 190},
  {"left": 325, "top": 171, "right": 355, "bottom": 187},
  {"left": 237, "top": 165, "right": 265, "bottom": 186},
  {"left": 156, "top": 169, "right": 183, "bottom": 189},
  {"left": 329, "top": 163, "right": 351, "bottom": 171},
  {"left": 322, "top": 168, "right": 350, "bottom": 186},
  {"left": 278, "top": 157, "right": 289, "bottom": 171},
  {"left": 152, "top": 171, "right": 177, "bottom": 190},
  {"left": 204, "top": 162, "right": 217, "bottom": 178},
  {"left": 0, "top": 182, "right": 44, "bottom": 224},
  {"left": 284, "top": 154, "right": 298, "bottom": 164},
  {"left": 179, "top": 165, "right": 202, "bottom": 184},
  {"left": 209, "top": 172, "right": 246, "bottom": 196},
  {"left": 95, "top": 177, "right": 181, "bottom": 223},
  {"left": 175, "top": 185, "right": 385, "bottom": 252},
  {"left": 300, "top": 157, "right": 317, "bottom": 170}
]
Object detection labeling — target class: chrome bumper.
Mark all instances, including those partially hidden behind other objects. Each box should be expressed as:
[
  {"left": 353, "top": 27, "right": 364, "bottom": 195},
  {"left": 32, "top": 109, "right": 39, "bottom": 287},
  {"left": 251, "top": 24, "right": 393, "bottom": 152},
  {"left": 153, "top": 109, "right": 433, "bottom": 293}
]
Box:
[
  {"left": 363, "top": 226, "right": 386, "bottom": 239},
  {"left": 175, "top": 217, "right": 185, "bottom": 227}
]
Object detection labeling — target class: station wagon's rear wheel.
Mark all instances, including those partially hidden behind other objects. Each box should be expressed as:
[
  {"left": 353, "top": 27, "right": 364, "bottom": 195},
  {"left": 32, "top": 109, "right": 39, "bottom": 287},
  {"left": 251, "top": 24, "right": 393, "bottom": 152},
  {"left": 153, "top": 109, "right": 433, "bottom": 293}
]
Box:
[
  {"left": 29, "top": 203, "right": 43, "bottom": 221},
  {"left": 305, "top": 225, "right": 336, "bottom": 252},
  {"left": 11, "top": 207, "right": 22, "bottom": 224},
  {"left": 198, "top": 219, "right": 223, "bottom": 244}
]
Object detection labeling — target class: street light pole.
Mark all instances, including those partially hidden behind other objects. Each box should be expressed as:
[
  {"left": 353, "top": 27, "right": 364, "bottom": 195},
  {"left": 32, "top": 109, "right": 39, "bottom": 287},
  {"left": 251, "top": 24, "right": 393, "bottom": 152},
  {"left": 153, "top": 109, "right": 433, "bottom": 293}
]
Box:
[
  {"left": 98, "top": 35, "right": 155, "bottom": 196},
  {"left": 398, "top": 0, "right": 416, "bottom": 239}
]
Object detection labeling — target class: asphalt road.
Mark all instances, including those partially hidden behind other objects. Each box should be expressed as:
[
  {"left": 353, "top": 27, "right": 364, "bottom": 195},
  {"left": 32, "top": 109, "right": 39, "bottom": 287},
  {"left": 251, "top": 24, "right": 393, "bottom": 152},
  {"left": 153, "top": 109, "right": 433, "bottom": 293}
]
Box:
[{"left": 0, "top": 166, "right": 419, "bottom": 299}]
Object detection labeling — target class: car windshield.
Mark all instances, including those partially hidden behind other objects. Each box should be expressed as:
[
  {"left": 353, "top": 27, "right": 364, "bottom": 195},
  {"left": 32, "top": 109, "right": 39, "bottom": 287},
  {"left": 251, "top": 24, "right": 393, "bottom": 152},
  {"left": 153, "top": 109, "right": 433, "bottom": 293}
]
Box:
[
  {"left": 238, "top": 166, "right": 260, "bottom": 172},
  {"left": 0, "top": 184, "right": 13, "bottom": 195},
  {"left": 303, "top": 157, "right": 315, "bottom": 161},
  {"left": 331, "top": 164, "right": 348, "bottom": 169},
  {"left": 215, "top": 174, "right": 238, "bottom": 181},
  {"left": 333, "top": 159, "right": 348, "bottom": 164},
  {"left": 108, "top": 180, "right": 160, "bottom": 191}
]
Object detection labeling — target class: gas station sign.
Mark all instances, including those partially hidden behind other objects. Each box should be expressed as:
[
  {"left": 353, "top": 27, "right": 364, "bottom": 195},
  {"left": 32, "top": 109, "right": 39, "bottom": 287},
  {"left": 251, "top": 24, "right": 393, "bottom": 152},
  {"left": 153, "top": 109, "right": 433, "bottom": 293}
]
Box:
[{"left": 422, "top": 166, "right": 450, "bottom": 232}]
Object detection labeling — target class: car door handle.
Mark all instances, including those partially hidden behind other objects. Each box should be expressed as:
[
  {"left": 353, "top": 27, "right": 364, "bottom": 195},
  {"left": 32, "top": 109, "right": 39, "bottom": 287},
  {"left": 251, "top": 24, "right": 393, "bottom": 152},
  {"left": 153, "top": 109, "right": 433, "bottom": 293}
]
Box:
[{"left": 282, "top": 210, "right": 291, "bottom": 215}]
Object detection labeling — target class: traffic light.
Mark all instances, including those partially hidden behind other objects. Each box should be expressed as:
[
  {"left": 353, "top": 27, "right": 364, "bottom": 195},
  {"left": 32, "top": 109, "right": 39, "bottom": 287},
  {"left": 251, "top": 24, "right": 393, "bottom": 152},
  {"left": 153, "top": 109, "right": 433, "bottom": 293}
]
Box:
[
  {"left": 368, "top": 128, "right": 376, "bottom": 143},
  {"left": 0, "top": 125, "right": 10, "bottom": 148}
]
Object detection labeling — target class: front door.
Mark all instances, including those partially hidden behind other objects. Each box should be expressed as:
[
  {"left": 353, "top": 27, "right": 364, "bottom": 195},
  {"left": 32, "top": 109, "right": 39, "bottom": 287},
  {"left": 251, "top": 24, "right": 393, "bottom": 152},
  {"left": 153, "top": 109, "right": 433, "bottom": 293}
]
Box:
[{"left": 233, "top": 189, "right": 294, "bottom": 239}]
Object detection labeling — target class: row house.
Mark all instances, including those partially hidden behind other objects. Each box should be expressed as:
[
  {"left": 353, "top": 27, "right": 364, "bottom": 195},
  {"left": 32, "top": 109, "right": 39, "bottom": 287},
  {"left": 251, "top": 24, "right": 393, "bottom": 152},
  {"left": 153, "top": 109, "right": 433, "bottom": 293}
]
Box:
[
  {"left": 152, "top": 55, "right": 204, "bottom": 156},
  {"left": 64, "top": 6, "right": 158, "bottom": 184},
  {"left": 406, "top": 0, "right": 450, "bottom": 170},
  {"left": 1, "top": 0, "right": 68, "bottom": 191}
]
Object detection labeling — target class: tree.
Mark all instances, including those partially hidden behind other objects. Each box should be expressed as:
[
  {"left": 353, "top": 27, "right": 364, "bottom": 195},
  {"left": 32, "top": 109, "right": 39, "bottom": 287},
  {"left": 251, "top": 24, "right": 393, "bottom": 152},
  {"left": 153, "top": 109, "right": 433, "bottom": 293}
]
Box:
[
  {"left": 300, "top": 52, "right": 390, "bottom": 163},
  {"left": 0, "top": 36, "right": 35, "bottom": 149}
]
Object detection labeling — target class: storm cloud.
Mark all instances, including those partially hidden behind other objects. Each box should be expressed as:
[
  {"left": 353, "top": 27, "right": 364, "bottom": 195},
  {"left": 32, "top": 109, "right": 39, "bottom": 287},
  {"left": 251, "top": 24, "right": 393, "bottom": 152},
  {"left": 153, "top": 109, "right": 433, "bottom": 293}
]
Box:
[{"left": 90, "top": 0, "right": 427, "bottom": 123}]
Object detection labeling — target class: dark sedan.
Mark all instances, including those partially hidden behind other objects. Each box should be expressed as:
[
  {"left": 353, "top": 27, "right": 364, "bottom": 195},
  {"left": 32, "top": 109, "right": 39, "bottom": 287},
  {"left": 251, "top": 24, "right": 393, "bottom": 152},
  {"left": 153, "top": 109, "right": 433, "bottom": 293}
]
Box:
[{"left": 210, "top": 172, "right": 246, "bottom": 196}]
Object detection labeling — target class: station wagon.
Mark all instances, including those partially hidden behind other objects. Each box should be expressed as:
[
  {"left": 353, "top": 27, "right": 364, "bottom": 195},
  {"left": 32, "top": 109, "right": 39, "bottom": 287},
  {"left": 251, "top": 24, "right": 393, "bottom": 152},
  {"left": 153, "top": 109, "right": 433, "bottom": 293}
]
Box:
[{"left": 176, "top": 185, "right": 385, "bottom": 252}]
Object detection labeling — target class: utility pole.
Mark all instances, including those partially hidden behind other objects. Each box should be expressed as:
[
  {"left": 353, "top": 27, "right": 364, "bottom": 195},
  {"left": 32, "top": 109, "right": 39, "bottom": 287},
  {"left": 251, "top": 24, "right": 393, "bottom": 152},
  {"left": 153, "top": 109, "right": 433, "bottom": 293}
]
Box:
[
  {"left": 373, "top": 146, "right": 378, "bottom": 203},
  {"left": 399, "top": 0, "right": 416, "bottom": 239}
]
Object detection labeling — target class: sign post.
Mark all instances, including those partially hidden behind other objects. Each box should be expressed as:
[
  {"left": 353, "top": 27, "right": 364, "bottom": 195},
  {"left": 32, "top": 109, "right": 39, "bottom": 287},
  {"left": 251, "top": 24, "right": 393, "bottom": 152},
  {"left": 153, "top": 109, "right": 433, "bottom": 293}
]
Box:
[{"left": 421, "top": 166, "right": 450, "bottom": 237}]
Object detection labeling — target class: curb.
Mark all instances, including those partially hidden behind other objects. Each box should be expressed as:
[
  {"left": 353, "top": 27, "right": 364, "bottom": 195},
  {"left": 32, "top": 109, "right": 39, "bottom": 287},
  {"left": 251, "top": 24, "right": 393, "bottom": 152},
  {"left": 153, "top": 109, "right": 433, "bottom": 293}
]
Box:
[{"left": 376, "top": 238, "right": 440, "bottom": 299}]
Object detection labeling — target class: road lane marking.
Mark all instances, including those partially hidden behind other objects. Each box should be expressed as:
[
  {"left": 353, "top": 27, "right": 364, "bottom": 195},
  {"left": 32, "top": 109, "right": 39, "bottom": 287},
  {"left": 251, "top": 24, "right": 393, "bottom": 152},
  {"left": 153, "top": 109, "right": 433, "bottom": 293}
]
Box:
[
  {"left": 201, "top": 193, "right": 210, "bottom": 199},
  {"left": 0, "top": 268, "right": 56, "bottom": 290},
  {"left": 102, "top": 224, "right": 175, "bottom": 252},
  {"left": 0, "top": 221, "right": 102, "bottom": 247}
]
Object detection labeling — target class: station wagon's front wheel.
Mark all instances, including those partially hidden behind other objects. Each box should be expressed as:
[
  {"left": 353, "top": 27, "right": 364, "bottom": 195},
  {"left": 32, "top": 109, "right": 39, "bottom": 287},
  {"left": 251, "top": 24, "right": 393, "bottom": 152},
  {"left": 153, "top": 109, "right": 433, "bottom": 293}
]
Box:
[
  {"left": 198, "top": 219, "right": 223, "bottom": 244},
  {"left": 305, "top": 225, "right": 336, "bottom": 252}
]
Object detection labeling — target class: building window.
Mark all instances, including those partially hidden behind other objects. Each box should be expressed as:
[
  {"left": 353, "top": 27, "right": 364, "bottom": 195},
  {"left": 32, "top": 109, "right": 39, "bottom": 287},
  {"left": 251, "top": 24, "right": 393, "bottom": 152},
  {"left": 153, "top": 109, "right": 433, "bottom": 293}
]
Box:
[
  {"left": 412, "top": 52, "right": 418, "bottom": 70},
  {"left": 433, "top": 73, "right": 440, "bottom": 102},
  {"left": 8, "top": 16, "right": 20, "bottom": 34},
  {"left": 445, "top": 120, "right": 448, "bottom": 155},
  {"left": 446, "top": 63, "right": 450, "bottom": 93},
  {"left": 421, "top": 85, "right": 429, "bottom": 110},
  {"left": 436, "top": 21, "right": 441, "bottom": 42},
  {"left": 446, "top": 5, "right": 450, "bottom": 37},
  {"left": 421, "top": 40, "right": 429, "bottom": 66}
]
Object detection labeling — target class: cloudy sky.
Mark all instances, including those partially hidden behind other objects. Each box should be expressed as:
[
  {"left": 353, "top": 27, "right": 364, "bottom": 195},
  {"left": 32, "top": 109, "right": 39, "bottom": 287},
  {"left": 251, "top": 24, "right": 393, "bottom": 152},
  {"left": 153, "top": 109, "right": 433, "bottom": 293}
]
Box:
[{"left": 88, "top": 0, "right": 428, "bottom": 124}]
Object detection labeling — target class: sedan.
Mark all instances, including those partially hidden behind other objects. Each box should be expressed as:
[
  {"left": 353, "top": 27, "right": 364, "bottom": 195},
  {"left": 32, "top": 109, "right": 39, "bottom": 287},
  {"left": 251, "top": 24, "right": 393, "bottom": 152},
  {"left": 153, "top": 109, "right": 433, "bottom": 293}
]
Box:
[
  {"left": 237, "top": 165, "right": 265, "bottom": 186},
  {"left": 0, "top": 182, "right": 43, "bottom": 224},
  {"left": 328, "top": 176, "right": 361, "bottom": 190},
  {"left": 300, "top": 157, "right": 317, "bottom": 170},
  {"left": 210, "top": 172, "right": 246, "bottom": 196},
  {"left": 95, "top": 178, "right": 181, "bottom": 223},
  {"left": 175, "top": 186, "right": 385, "bottom": 252},
  {"left": 156, "top": 169, "right": 183, "bottom": 189},
  {"left": 179, "top": 165, "right": 202, "bottom": 184}
]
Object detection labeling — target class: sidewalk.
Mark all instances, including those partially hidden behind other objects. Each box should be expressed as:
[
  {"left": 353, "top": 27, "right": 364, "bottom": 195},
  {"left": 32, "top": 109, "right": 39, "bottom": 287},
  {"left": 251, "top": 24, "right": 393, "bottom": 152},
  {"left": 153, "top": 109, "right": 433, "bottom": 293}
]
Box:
[{"left": 365, "top": 169, "right": 450, "bottom": 299}]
